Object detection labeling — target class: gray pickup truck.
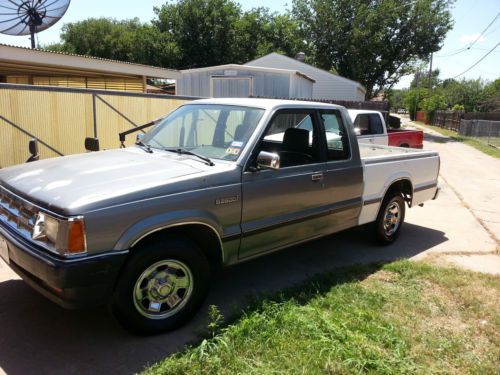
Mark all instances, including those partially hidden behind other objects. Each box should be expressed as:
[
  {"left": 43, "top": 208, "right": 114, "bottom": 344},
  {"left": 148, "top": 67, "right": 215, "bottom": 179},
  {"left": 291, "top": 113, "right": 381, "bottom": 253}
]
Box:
[{"left": 0, "top": 98, "right": 439, "bottom": 334}]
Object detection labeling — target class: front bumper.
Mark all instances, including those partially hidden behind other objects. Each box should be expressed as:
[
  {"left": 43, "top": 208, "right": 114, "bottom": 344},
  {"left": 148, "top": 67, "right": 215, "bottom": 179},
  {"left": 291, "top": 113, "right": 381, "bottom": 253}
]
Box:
[{"left": 0, "top": 223, "right": 128, "bottom": 309}]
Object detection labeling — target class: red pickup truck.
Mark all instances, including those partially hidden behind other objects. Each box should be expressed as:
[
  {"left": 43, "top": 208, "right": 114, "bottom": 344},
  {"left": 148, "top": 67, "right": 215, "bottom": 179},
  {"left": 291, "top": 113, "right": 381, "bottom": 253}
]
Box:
[{"left": 348, "top": 110, "right": 423, "bottom": 148}]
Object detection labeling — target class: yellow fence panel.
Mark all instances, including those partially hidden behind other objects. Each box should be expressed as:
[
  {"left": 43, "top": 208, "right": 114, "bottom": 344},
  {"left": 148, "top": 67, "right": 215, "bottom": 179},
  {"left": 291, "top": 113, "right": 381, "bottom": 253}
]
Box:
[
  {"left": 94, "top": 94, "right": 191, "bottom": 149},
  {"left": 0, "top": 85, "right": 193, "bottom": 168}
]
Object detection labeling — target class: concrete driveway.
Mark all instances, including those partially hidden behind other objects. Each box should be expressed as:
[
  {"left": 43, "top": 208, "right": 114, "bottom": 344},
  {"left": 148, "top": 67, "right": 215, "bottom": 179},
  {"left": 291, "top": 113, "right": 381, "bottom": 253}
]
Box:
[
  {"left": 409, "top": 120, "right": 500, "bottom": 242},
  {"left": 0, "top": 125, "right": 498, "bottom": 375}
]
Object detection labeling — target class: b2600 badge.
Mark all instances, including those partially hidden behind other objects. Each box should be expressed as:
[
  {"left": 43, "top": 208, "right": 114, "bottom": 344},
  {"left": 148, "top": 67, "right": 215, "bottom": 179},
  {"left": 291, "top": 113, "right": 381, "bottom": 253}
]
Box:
[{"left": 215, "top": 195, "right": 240, "bottom": 205}]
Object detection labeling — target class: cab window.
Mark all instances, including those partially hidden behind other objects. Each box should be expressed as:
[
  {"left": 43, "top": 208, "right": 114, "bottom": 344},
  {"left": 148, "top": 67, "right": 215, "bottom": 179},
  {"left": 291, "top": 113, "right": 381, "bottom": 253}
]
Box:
[
  {"left": 354, "top": 113, "right": 384, "bottom": 135},
  {"left": 260, "top": 111, "right": 320, "bottom": 168},
  {"left": 320, "top": 110, "right": 350, "bottom": 161}
]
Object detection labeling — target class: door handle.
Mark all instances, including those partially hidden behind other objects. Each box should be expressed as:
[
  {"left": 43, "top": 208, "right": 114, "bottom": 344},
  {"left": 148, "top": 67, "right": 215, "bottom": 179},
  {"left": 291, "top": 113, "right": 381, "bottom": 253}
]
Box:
[{"left": 311, "top": 173, "right": 324, "bottom": 181}]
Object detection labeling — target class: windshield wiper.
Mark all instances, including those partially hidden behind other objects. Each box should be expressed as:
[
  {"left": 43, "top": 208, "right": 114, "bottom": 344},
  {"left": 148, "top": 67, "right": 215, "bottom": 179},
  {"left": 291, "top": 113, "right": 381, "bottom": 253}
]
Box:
[
  {"left": 135, "top": 140, "right": 153, "bottom": 153},
  {"left": 163, "top": 147, "right": 214, "bottom": 166}
]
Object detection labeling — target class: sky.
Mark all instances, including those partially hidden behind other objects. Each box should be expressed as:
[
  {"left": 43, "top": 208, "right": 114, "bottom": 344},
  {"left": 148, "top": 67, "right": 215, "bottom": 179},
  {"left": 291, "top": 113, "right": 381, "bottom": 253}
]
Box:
[{"left": 0, "top": 0, "right": 498, "bottom": 89}]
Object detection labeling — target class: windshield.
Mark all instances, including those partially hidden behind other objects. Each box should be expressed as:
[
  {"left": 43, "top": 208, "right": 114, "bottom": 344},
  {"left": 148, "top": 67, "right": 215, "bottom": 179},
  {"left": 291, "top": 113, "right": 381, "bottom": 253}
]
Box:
[{"left": 141, "top": 104, "right": 265, "bottom": 161}]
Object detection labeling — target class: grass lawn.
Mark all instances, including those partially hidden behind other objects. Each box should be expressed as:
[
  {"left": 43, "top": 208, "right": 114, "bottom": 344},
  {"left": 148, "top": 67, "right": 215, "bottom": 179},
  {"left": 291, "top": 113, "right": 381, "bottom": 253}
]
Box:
[
  {"left": 414, "top": 122, "right": 500, "bottom": 159},
  {"left": 143, "top": 260, "right": 500, "bottom": 375}
]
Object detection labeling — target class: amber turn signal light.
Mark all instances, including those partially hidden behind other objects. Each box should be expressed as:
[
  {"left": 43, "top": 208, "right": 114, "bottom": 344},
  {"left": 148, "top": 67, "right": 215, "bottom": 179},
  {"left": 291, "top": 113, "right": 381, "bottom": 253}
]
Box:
[{"left": 67, "top": 219, "right": 86, "bottom": 254}]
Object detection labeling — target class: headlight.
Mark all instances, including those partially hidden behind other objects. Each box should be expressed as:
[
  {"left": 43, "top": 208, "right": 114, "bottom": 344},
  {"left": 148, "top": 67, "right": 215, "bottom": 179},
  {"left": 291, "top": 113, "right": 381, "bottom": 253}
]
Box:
[{"left": 32, "top": 212, "right": 87, "bottom": 256}]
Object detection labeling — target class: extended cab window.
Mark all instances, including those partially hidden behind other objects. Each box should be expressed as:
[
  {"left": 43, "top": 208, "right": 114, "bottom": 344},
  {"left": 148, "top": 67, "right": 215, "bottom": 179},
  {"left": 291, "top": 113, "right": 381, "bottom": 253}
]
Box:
[
  {"left": 260, "top": 111, "right": 320, "bottom": 168},
  {"left": 320, "top": 110, "right": 350, "bottom": 161}
]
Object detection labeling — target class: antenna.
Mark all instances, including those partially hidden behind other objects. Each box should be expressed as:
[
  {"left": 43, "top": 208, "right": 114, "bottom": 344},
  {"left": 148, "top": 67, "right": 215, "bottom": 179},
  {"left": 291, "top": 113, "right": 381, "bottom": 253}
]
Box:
[{"left": 0, "top": 0, "right": 71, "bottom": 48}]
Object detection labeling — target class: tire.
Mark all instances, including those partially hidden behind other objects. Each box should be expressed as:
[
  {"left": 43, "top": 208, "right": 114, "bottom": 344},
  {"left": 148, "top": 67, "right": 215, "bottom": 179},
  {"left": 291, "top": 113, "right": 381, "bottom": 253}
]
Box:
[
  {"left": 111, "top": 238, "right": 210, "bottom": 335},
  {"left": 374, "top": 193, "right": 405, "bottom": 245}
]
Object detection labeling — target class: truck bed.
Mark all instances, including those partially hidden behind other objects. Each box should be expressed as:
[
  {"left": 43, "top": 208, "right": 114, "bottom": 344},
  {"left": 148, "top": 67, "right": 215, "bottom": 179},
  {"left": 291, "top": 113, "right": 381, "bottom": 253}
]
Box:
[
  {"left": 387, "top": 128, "right": 424, "bottom": 148},
  {"left": 358, "top": 143, "right": 439, "bottom": 225},
  {"left": 359, "top": 143, "right": 434, "bottom": 159}
]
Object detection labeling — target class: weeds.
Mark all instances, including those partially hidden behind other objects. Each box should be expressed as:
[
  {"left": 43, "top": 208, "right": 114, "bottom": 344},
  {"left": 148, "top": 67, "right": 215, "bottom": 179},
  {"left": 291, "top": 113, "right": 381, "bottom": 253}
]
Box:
[{"left": 143, "top": 260, "right": 500, "bottom": 375}]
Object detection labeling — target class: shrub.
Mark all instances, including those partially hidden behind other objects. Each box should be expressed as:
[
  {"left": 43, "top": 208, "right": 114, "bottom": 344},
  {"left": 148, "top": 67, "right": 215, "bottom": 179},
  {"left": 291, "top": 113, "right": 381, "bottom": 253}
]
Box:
[{"left": 422, "top": 94, "right": 447, "bottom": 122}]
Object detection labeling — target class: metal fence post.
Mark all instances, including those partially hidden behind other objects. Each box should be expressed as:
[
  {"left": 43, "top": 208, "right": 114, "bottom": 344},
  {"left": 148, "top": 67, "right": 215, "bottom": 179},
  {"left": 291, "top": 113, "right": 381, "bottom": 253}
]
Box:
[
  {"left": 92, "top": 93, "right": 98, "bottom": 138},
  {"left": 488, "top": 121, "right": 492, "bottom": 146}
]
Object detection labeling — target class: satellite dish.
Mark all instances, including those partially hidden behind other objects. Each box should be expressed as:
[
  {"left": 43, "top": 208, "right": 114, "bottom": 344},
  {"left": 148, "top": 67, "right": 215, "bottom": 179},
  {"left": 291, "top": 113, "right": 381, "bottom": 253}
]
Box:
[{"left": 0, "top": 0, "right": 71, "bottom": 48}]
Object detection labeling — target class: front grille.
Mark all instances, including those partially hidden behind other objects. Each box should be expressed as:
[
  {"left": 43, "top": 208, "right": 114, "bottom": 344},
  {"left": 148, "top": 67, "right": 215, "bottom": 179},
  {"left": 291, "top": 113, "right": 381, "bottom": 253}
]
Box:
[{"left": 0, "top": 186, "right": 39, "bottom": 237}]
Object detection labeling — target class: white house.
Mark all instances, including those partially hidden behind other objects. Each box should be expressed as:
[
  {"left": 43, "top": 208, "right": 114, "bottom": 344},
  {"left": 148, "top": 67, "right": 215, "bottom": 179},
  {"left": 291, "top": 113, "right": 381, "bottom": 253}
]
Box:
[
  {"left": 246, "top": 52, "right": 366, "bottom": 101},
  {"left": 176, "top": 64, "right": 315, "bottom": 98}
]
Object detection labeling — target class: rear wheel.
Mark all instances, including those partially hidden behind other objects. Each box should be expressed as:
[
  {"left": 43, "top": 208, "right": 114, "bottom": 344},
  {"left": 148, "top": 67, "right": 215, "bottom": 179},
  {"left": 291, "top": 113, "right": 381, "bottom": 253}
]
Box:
[
  {"left": 111, "top": 238, "right": 209, "bottom": 335},
  {"left": 374, "top": 193, "right": 405, "bottom": 245}
]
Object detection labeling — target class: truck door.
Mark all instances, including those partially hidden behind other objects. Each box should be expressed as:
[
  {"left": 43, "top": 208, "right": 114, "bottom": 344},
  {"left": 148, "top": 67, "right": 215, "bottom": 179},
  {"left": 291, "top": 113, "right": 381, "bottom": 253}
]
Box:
[
  {"left": 239, "top": 109, "right": 332, "bottom": 260},
  {"left": 319, "top": 109, "right": 364, "bottom": 231},
  {"left": 355, "top": 113, "right": 388, "bottom": 146}
]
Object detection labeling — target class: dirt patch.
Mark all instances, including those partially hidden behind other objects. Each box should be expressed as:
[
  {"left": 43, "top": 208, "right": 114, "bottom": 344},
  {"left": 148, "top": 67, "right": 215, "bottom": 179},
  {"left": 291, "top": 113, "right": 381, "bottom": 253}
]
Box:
[{"left": 418, "top": 280, "right": 467, "bottom": 333}]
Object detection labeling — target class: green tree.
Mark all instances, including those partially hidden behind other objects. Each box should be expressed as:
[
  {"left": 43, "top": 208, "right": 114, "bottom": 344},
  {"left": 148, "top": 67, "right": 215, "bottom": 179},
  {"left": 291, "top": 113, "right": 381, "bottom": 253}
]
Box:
[
  {"left": 442, "top": 78, "right": 485, "bottom": 112},
  {"left": 255, "top": 13, "right": 306, "bottom": 58},
  {"left": 421, "top": 94, "right": 447, "bottom": 122},
  {"left": 480, "top": 78, "right": 500, "bottom": 112},
  {"left": 45, "top": 18, "right": 181, "bottom": 67},
  {"left": 154, "top": 0, "right": 245, "bottom": 68},
  {"left": 403, "top": 88, "right": 428, "bottom": 120},
  {"left": 153, "top": 0, "right": 302, "bottom": 68},
  {"left": 292, "top": 0, "right": 454, "bottom": 99},
  {"left": 410, "top": 69, "right": 441, "bottom": 90},
  {"left": 387, "top": 88, "right": 406, "bottom": 110}
]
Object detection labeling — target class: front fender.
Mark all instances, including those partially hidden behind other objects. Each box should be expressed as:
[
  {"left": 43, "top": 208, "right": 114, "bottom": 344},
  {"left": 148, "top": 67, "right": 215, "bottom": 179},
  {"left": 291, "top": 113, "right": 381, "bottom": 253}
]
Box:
[{"left": 113, "top": 209, "right": 223, "bottom": 251}]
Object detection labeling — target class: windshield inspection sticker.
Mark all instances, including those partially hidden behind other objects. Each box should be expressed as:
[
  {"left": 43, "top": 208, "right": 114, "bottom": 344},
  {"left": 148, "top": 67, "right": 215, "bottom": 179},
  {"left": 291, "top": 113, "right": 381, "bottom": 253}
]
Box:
[
  {"left": 226, "top": 147, "right": 240, "bottom": 155},
  {"left": 226, "top": 141, "right": 243, "bottom": 155}
]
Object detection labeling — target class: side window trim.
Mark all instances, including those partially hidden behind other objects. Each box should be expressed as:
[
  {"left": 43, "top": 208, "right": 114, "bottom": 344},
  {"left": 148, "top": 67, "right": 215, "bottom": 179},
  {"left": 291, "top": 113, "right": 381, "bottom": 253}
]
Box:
[
  {"left": 245, "top": 108, "right": 321, "bottom": 171},
  {"left": 319, "top": 109, "right": 352, "bottom": 162}
]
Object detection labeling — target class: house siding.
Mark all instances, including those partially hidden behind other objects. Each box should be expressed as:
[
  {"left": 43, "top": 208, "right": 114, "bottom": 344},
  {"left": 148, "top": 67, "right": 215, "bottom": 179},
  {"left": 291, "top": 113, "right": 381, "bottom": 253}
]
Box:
[
  {"left": 177, "top": 66, "right": 313, "bottom": 99},
  {"left": 246, "top": 53, "right": 366, "bottom": 101}
]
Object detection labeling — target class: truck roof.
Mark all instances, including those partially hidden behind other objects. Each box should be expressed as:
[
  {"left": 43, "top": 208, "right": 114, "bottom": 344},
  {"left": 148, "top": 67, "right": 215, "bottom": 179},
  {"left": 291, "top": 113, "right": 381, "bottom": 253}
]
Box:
[
  {"left": 347, "top": 109, "right": 382, "bottom": 115},
  {"left": 190, "top": 98, "right": 346, "bottom": 111}
]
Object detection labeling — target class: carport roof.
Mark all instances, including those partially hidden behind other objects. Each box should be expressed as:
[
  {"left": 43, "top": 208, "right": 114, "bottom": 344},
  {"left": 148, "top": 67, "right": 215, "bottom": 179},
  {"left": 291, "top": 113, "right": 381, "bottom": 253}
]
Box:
[
  {"left": 180, "top": 63, "right": 316, "bottom": 83},
  {"left": 0, "top": 43, "right": 180, "bottom": 79}
]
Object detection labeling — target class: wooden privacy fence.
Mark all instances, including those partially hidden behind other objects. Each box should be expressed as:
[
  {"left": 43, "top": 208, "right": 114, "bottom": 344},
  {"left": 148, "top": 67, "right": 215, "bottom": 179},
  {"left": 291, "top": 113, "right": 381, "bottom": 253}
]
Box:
[
  {"left": 464, "top": 112, "right": 500, "bottom": 121},
  {"left": 251, "top": 95, "right": 389, "bottom": 110},
  {"left": 0, "top": 84, "right": 195, "bottom": 168},
  {"left": 251, "top": 95, "right": 390, "bottom": 120},
  {"left": 431, "top": 110, "right": 464, "bottom": 131}
]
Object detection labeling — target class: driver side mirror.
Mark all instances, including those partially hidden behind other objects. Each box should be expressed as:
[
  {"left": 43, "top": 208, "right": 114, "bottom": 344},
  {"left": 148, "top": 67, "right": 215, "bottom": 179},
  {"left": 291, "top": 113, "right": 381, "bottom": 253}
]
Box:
[
  {"left": 354, "top": 127, "right": 361, "bottom": 136},
  {"left": 84, "top": 137, "right": 100, "bottom": 152},
  {"left": 256, "top": 151, "right": 280, "bottom": 170},
  {"left": 26, "top": 138, "right": 39, "bottom": 163}
]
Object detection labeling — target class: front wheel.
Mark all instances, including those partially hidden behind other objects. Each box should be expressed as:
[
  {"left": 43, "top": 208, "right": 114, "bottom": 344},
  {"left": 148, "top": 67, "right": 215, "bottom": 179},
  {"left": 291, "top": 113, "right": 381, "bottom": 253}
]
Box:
[
  {"left": 374, "top": 193, "right": 405, "bottom": 245},
  {"left": 111, "top": 238, "right": 210, "bottom": 335}
]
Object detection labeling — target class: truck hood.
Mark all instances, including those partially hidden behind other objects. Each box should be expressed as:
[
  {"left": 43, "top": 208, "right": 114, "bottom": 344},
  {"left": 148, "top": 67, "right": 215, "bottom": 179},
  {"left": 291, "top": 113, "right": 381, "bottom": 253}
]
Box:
[{"left": 0, "top": 148, "right": 209, "bottom": 215}]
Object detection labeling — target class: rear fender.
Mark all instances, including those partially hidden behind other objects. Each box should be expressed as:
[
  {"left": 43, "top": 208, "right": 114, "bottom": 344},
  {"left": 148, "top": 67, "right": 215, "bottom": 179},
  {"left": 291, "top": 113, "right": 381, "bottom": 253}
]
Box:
[{"left": 380, "top": 173, "right": 413, "bottom": 203}]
